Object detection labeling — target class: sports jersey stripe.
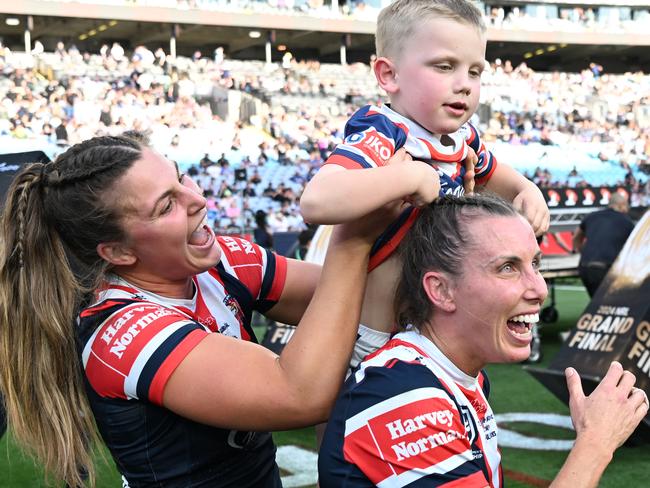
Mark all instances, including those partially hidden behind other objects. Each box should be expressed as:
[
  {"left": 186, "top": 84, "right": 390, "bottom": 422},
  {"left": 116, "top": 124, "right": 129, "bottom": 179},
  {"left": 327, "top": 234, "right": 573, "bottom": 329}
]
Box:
[
  {"left": 325, "top": 153, "right": 369, "bottom": 170},
  {"left": 377, "top": 105, "right": 464, "bottom": 155},
  {"left": 345, "top": 387, "right": 458, "bottom": 435},
  {"left": 147, "top": 328, "right": 206, "bottom": 405},
  {"left": 465, "top": 123, "right": 478, "bottom": 147},
  {"left": 353, "top": 340, "right": 428, "bottom": 383},
  {"left": 271, "top": 253, "right": 287, "bottom": 301},
  {"left": 258, "top": 247, "right": 272, "bottom": 300},
  {"left": 418, "top": 137, "right": 466, "bottom": 162},
  {"left": 439, "top": 469, "right": 489, "bottom": 488},
  {"left": 331, "top": 145, "right": 377, "bottom": 169},
  {"left": 124, "top": 318, "right": 197, "bottom": 399},
  {"left": 368, "top": 207, "right": 419, "bottom": 272},
  {"left": 475, "top": 150, "right": 496, "bottom": 183},
  {"left": 218, "top": 243, "right": 237, "bottom": 277},
  {"left": 135, "top": 322, "right": 204, "bottom": 402},
  {"left": 374, "top": 451, "right": 476, "bottom": 488}
]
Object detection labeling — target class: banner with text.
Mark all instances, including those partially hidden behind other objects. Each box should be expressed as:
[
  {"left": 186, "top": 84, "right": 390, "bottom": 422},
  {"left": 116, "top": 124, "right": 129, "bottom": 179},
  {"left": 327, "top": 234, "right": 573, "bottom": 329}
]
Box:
[{"left": 528, "top": 210, "right": 650, "bottom": 442}]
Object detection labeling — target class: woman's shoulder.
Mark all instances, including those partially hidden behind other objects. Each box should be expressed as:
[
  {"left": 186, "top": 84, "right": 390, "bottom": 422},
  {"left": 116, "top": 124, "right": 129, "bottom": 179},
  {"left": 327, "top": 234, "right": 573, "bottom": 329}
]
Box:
[{"left": 347, "top": 339, "right": 446, "bottom": 401}]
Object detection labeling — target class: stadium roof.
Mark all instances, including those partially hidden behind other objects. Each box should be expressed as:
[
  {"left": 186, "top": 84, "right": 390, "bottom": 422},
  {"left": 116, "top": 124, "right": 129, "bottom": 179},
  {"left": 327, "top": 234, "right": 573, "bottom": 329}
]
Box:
[{"left": 1, "top": 2, "right": 650, "bottom": 71}]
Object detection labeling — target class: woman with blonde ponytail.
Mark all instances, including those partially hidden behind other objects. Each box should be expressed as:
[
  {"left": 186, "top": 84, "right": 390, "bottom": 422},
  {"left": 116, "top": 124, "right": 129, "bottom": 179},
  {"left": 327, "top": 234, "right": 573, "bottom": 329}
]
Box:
[{"left": 0, "top": 133, "right": 404, "bottom": 487}]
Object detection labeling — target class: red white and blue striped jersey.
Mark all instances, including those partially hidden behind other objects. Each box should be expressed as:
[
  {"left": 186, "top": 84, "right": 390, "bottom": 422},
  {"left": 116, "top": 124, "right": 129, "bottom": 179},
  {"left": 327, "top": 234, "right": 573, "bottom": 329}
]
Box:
[
  {"left": 319, "top": 329, "right": 503, "bottom": 488},
  {"left": 325, "top": 105, "right": 498, "bottom": 271},
  {"left": 80, "top": 235, "right": 287, "bottom": 404},
  {"left": 77, "top": 236, "right": 287, "bottom": 487},
  {"left": 327, "top": 104, "right": 497, "bottom": 191}
]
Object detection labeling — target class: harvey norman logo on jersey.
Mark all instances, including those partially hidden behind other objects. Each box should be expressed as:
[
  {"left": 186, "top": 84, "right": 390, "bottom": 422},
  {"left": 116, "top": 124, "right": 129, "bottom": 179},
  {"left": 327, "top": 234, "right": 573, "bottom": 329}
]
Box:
[
  {"left": 383, "top": 408, "right": 465, "bottom": 462},
  {"left": 349, "top": 398, "right": 467, "bottom": 468}
]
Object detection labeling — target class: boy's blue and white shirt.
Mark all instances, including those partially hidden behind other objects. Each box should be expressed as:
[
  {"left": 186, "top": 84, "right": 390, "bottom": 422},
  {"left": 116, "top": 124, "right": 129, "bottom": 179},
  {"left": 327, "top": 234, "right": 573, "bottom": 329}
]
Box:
[
  {"left": 327, "top": 104, "right": 497, "bottom": 195},
  {"left": 325, "top": 104, "right": 498, "bottom": 271}
]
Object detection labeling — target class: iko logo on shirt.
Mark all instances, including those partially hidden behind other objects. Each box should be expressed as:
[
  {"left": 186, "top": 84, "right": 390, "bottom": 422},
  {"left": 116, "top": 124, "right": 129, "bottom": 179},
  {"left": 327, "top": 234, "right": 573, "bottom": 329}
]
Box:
[{"left": 345, "top": 129, "right": 394, "bottom": 163}]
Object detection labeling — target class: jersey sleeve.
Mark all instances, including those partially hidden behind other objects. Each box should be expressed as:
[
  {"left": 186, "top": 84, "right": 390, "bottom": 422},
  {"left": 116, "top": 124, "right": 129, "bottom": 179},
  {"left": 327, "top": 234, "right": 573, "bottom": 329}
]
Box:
[
  {"left": 464, "top": 122, "right": 497, "bottom": 184},
  {"left": 82, "top": 302, "right": 208, "bottom": 406},
  {"left": 217, "top": 235, "right": 288, "bottom": 312},
  {"left": 326, "top": 105, "right": 408, "bottom": 170},
  {"left": 321, "top": 360, "right": 489, "bottom": 487}
]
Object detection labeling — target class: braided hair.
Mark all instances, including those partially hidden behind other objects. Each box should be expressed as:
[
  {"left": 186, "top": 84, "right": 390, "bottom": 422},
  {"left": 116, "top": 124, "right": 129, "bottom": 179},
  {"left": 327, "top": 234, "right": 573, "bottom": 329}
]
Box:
[
  {"left": 394, "top": 194, "right": 519, "bottom": 330},
  {"left": 0, "top": 133, "right": 144, "bottom": 487}
]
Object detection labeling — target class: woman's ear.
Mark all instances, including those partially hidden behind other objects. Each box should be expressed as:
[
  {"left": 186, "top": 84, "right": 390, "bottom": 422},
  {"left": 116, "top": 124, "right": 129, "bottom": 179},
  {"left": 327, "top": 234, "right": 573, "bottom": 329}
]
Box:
[
  {"left": 422, "top": 271, "right": 457, "bottom": 313},
  {"left": 373, "top": 56, "right": 400, "bottom": 94},
  {"left": 96, "top": 242, "right": 137, "bottom": 267}
]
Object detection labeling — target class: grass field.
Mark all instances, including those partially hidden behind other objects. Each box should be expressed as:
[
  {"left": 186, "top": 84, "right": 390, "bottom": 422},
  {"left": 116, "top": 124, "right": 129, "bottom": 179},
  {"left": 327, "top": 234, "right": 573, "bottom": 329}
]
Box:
[{"left": 1, "top": 282, "right": 648, "bottom": 487}]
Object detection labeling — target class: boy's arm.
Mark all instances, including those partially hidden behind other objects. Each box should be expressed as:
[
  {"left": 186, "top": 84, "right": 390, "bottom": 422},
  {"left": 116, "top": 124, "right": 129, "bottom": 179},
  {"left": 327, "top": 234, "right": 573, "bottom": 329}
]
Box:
[
  {"left": 480, "top": 163, "right": 550, "bottom": 236},
  {"left": 301, "top": 149, "right": 440, "bottom": 224}
]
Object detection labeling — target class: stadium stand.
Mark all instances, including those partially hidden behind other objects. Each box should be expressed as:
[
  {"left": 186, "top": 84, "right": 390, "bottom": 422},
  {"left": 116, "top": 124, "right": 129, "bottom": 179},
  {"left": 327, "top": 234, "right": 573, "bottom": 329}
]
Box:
[{"left": 0, "top": 0, "right": 649, "bottom": 237}]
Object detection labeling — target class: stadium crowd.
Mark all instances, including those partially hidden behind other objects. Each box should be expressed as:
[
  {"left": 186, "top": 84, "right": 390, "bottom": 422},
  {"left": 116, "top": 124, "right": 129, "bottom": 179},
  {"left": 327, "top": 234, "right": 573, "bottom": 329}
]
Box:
[
  {"left": 1, "top": 39, "right": 649, "bottom": 236},
  {"left": 36, "top": 0, "right": 650, "bottom": 31}
]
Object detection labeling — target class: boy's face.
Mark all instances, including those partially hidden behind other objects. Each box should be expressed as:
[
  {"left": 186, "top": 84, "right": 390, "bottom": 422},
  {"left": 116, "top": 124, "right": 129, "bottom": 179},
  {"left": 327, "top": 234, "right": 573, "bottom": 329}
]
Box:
[{"left": 388, "top": 17, "right": 486, "bottom": 135}]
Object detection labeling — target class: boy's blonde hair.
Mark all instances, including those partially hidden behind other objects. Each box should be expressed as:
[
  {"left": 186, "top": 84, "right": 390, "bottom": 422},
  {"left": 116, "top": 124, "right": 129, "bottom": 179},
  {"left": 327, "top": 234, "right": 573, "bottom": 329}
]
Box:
[{"left": 376, "top": 0, "right": 486, "bottom": 61}]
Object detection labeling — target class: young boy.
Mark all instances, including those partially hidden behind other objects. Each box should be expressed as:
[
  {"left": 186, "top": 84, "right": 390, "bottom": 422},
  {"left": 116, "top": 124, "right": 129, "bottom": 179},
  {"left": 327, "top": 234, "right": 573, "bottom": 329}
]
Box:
[{"left": 301, "top": 0, "right": 549, "bottom": 350}]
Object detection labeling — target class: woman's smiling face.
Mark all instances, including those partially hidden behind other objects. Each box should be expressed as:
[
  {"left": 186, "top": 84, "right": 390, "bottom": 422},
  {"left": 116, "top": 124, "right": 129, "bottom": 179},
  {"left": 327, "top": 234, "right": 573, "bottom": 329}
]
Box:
[
  {"left": 110, "top": 148, "right": 221, "bottom": 289},
  {"left": 436, "top": 214, "right": 548, "bottom": 375}
]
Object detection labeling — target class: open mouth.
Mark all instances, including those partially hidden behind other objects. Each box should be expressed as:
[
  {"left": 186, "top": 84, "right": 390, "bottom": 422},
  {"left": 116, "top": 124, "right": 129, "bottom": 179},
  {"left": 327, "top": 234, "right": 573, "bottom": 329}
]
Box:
[
  {"left": 506, "top": 313, "right": 539, "bottom": 339},
  {"left": 188, "top": 218, "right": 215, "bottom": 247},
  {"left": 446, "top": 102, "right": 467, "bottom": 110},
  {"left": 443, "top": 102, "right": 468, "bottom": 117}
]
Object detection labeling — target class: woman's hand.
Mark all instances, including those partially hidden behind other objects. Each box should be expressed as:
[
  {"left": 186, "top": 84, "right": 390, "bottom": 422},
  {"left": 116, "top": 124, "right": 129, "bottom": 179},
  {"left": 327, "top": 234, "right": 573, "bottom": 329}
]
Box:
[{"left": 566, "top": 361, "right": 648, "bottom": 453}]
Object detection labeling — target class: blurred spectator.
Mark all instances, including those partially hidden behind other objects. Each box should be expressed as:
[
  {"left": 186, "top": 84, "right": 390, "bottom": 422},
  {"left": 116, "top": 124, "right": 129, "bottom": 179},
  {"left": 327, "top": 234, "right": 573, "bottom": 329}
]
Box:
[
  {"left": 253, "top": 209, "right": 274, "bottom": 249},
  {"left": 572, "top": 193, "right": 635, "bottom": 296}
]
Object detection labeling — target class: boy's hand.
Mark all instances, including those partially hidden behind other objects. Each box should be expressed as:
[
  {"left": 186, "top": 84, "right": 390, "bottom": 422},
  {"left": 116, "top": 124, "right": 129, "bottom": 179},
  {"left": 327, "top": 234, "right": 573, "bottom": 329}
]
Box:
[
  {"left": 512, "top": 183, "right": 550, "bottom": 236},
  {"left": 463, "top": 148, "right": 478, "bottom": 195},
  {"left": 406, "top": 161, "right": 441, "bottom": 208},
  {"left": 387, "top": 149, "right": 441, "bottom": 208}
]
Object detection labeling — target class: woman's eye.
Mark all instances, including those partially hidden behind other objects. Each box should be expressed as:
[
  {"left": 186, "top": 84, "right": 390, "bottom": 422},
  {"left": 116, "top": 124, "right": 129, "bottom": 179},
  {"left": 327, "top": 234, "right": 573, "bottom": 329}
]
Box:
[
  {"left": 162, "top": 200, "right": 173, "bottom": 215},
  {"left": 501, "top": 263, "right": 514, "bottom": 273},
  {"left": 178, "top": 172, "right": 186, "bottom": 183}
]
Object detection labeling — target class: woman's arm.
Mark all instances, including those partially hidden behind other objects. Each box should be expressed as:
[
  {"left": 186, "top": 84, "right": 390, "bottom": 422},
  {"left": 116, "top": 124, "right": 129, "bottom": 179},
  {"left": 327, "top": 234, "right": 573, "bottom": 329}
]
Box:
[
  {"left": 162, "top": 206, "right": 399, "bottom": 431},
  {"left": 262, "top": 259, "right": 321, "bottom": 326}
]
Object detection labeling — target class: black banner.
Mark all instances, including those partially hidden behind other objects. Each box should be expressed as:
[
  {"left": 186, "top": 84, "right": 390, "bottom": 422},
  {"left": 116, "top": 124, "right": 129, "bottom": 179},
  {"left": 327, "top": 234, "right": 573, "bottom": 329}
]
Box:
[
  {"left": 0, "top": 151, "right": 50, "bottom": 206},
  {"left": 527, "top": 210, "right": 650, "bottom": 443},
  {"left": 541, "top": 185, "right": 630, "bottom": 209},
  {"left": 261, "top": 322, "right": 296, "bottom": 355}
]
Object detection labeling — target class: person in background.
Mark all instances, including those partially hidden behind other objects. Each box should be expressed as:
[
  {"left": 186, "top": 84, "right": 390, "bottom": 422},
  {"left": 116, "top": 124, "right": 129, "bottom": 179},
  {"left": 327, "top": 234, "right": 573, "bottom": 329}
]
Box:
[
  {"left": 0, "top": 132, "right": 402, "bottom": 487},
  {"left": 573, "top": 192, "right": 635, "bottom": 297},
  {"left": 254, "top": 209, "right": 274, "bottom": 250},
  {"left": 319, "top": 194, "right": 648, "bottom": 487}
]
